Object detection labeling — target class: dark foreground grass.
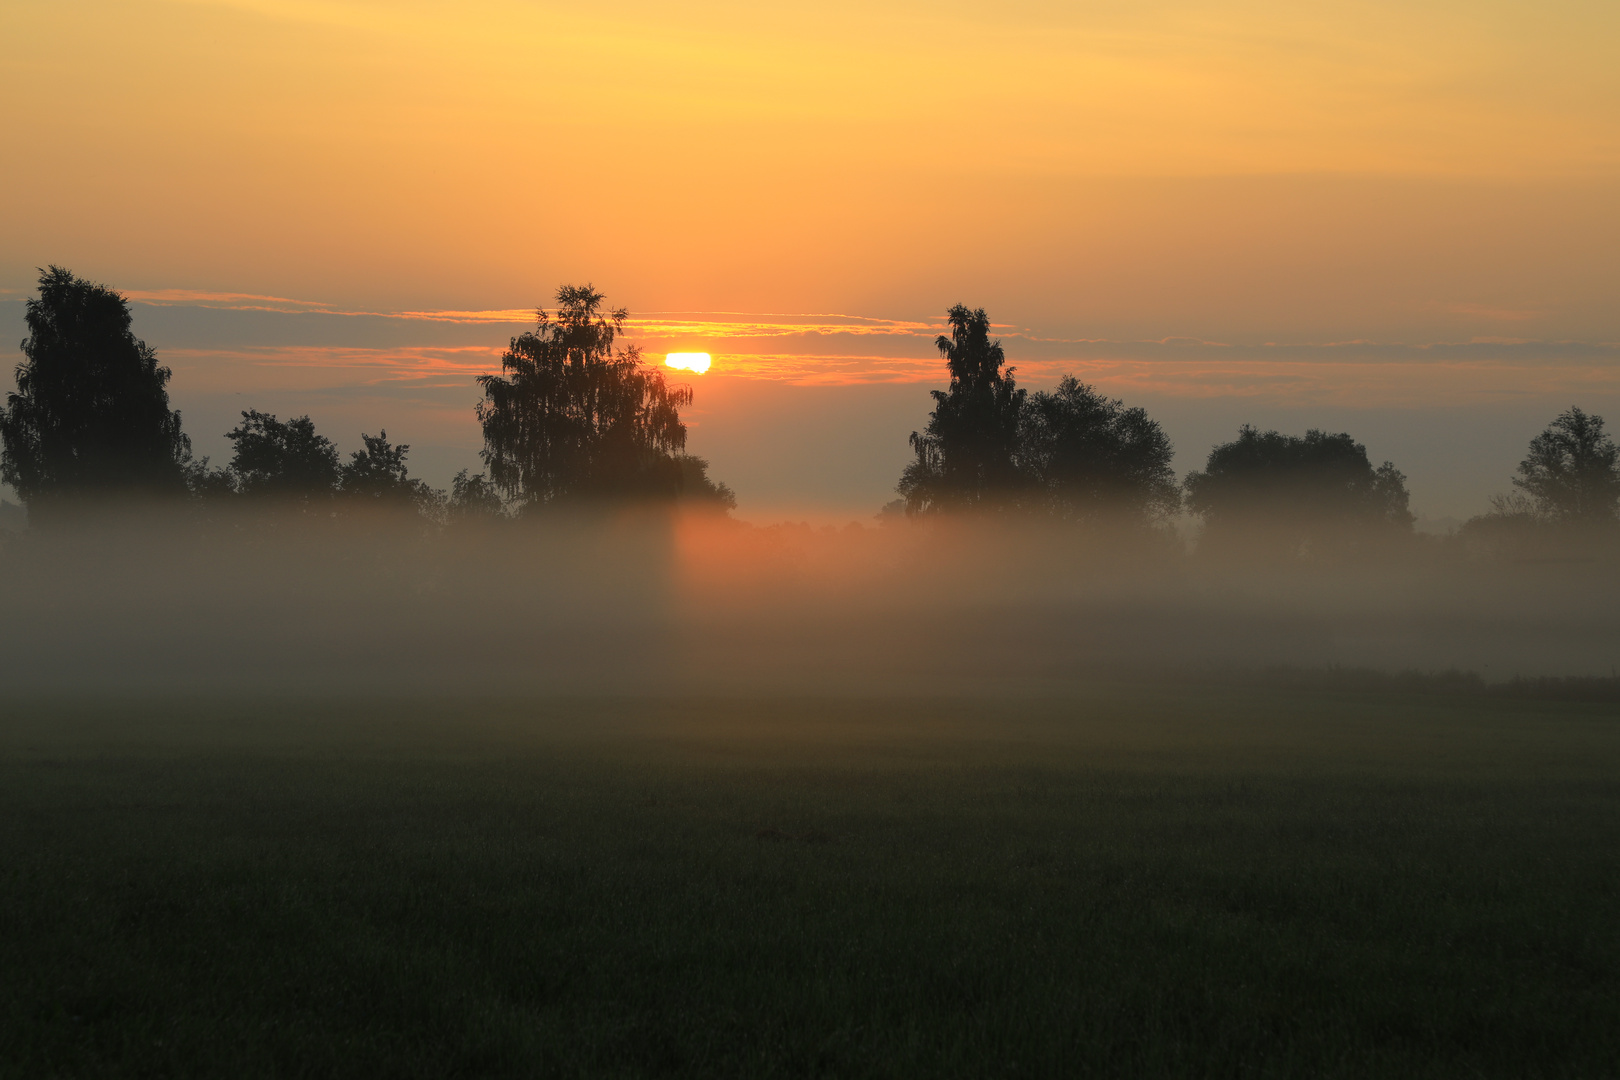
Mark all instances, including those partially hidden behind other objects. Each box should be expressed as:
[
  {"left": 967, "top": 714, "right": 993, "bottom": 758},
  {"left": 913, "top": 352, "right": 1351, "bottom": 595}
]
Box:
[{"left": 1, "top": 688, "right": 1617, "bottom": 1078}]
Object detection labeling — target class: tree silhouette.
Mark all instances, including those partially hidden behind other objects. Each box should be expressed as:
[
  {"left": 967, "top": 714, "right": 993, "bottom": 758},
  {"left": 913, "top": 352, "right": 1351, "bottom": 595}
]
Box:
[
  {"left": 447, "top": 469, "right": 507, "bottom": 522},
  {"left": 1185, "top": 426, "right": 1413, "bottom": 556},
  {"left": 1019, "top": 377, "right": 1179, "bottom": 522},
  {"left": 475, "top": 286, "right": 717, "bottom": 509},
  {"left": 0, "top": 267, "right": 190, "bottom": 514},
  {"left": 340, "top": 430, "right": 439, "bottom": 514},
  {"left": 1511, "top": 407, "right": 1620, "bottom": 525},
  {"left": 676, "top": 455, "right": 737, "bottom": 512},
  {"left": 225, "top": 411, "right": 340, "bottom": 500},
  {"left": 898, "top": 305, "right": 1026, "bottom": 513}
]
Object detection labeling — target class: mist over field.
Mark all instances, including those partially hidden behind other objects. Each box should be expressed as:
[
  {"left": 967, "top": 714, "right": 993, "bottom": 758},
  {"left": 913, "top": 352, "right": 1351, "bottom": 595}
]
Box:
[
  {"left": 4, "top": 506, "right": 1615, "bottom": 697},
  {"left": 8, "top": 3, "right": 1620, "bottom": 1073}
]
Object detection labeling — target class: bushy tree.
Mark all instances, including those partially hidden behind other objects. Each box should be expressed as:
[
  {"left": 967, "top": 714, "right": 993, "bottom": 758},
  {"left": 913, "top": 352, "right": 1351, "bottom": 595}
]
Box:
[
  {"left": 340, "top": 430, "right": 439, "bottom": 515},
  {"left": 475, "top": 286, "right": 719, "bottom": 509},
  {"left": 676, "top": 455, "right": 737, "bottom": 512},
  {"left": 1511, "top": 407, "right": 1620, "bottom": 525},
  {"left": 1019, "top": 377, "right": 1179, "bottom": 522},
  {"left": 224, "top": 411, "right": 340, "bottom": 499},
  {"left": 898, "top": 305, "right": 1026, "bottom": 514},
  {"left": 447, "top": 469, "right": 508, "bottom": 523},
  {"left": 897, "top": 309, "right": 1178, "bottom": 524},
  {"left": 1185, "top": 426, "right": 1413, "bottom": 555},
  {"left": 0, "top": 267, "right": 190, "bottom": 513}
]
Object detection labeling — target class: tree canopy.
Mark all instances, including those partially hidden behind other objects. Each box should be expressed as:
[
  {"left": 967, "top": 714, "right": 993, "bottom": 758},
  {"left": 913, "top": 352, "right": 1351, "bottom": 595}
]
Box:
[
  {"left": 898, "top": 305, "right": 1026, "bottom": 513},
  {"left": 224, "top": 411, "right": 341, "bottom": 500},
  {"left": 475, "top": 285, "right": 723, "bottom": 509},
  {"left": 1019, "top": 377, "right": 1179, "bottom": 522},
  {"left": 898, "top": 308, "right": 1177, "bottom": 523},
  {"left": 446, "top": 469, "right": 507, "bottom": 523},
  {"left": 1511, "top": 407, "right": 1620, "bottom": 525},
  {"left": 0, "top": 267, "right": 190, "bottom": 512},
  {"left": 676, "top": 455, "right": 737, "bottom": 512},
  {"left": 340, "top": 431, "right": 439, "bottom": 513},
  {"left": 1184, "top": 426, "right": 1413, "bottom": 554}
]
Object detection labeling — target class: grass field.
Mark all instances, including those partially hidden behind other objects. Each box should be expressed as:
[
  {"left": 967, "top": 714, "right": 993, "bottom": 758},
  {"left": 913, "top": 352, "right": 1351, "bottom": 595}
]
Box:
[{"left": 1, "top": 686, "right": 1616, "bottom": 1077}]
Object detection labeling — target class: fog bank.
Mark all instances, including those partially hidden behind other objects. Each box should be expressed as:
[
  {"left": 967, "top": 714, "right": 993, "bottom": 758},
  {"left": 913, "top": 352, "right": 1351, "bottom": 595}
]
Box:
[{"left": 2, "top": 509, "right": 1616, "bottom": 696}]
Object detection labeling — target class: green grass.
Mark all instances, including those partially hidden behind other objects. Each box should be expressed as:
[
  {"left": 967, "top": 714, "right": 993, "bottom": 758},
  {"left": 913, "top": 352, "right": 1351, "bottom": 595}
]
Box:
[{"left": 1, "top": 688, "right": 1616, "bottom": 1078}]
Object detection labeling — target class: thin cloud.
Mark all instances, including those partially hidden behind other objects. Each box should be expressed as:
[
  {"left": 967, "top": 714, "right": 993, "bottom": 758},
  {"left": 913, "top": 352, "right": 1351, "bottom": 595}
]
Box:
[
  {"left": 121, "top": 291, "right": 1620, "bottom": 395},
  {"left": 124, "top": 289, "right": 343, "bottom": 313},
  {"left": 158, "top": 342, "right": 1620, "bottom": 402},
  {"left": 126, "top": 290, "right": 532, "bottom": 323},
  {"left": 123, "top": 291, "right": 940, "bottom": 336},
  {"left": 1433, "top": 300, "right": 1548, "bottom": 322},
  {"left": 162, "top": 345, "right": 502, "bottom": 394}
]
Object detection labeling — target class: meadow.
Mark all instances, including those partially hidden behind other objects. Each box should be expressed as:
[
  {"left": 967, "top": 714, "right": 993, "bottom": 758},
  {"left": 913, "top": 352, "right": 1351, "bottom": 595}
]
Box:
[{"left": 1, "top": 685, "right": 1616, "bottom": 1078}]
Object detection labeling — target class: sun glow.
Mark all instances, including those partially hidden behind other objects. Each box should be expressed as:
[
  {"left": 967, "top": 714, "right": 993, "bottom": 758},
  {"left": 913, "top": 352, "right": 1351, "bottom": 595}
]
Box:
[{"left": 665, "top": 352, "right": 712, "bottom": 373}]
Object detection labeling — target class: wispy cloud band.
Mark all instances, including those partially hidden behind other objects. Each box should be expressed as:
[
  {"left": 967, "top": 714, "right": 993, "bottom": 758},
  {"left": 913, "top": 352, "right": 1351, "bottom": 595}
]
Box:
[{"left": 123, "top": 291, "right": 1620, "bottom": 391}]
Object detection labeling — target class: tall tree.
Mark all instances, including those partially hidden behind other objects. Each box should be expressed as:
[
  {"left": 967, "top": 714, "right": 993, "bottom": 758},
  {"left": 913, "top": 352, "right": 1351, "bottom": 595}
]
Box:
[
  {"left": 225, "top": 411, "right": 340, "bottom": 500},
  {"left": 475, "top": 285, "right": 715, "bottom": 508},
  {"left": 1018, "top": 377, "right": 1179, "bottom": 522},
  {"left": 898, "top": 305, "right": 1026, "bottom": 513},
  {"left": 0, "top": 267, "right": 190, "bottom": 512},
  {"left": 1184, "top": 426, "right": 1413, "bottom": 554},
  {"left": 1511, "top": 407, "right": 1620, "bottom": 525}
]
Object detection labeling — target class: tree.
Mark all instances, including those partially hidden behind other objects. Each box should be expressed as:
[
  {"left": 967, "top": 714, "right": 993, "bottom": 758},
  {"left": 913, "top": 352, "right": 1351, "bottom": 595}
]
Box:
[
  {"left": 898, "top": 305, "right": 1026, "bottom": 514},
  {"left": 475, "top": 285, "right": 716, "bottom": 508},
  {"left": 1511, "top": 407, "right": 1620, "bottom": 525},
  {"left": 1184, "top": 426, "right": 1413, "bottom": 555},
  {"left": 339, "top": 430, "right": 440, "bottom": 515},
  {"left": 0, "top": 267, "right": 191, "bottom": 512},
  {"left": 676, "top": 455, "right": 737, "bottom": 512},
  {"left": 225, "top": 410, "right": 340, "bottom": 499},
  {"left": 1018, "top": 377, "right": 1179, "bottom": 522},
  {"left": 447, "top": 469, "right": 508, "bottom": 523}
]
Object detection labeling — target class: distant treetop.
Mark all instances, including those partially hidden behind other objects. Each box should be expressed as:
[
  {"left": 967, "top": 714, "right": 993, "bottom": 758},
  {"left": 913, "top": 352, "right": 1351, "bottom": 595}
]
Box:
[
  {"left": 1184, "top": 425, "right": 1413, "bottom": 557},
  {"left": 1511, "top": 407, "right": 1620, "bottom": 525},
  {"left": 1019, "top": 377, "right": 1179, "bottom": 523},
  {"left": 225, "top": 410, "right": 341, "bottom": 500},
  {"left": 899, "top": 305, "right": 1177, "bottom": 524}
]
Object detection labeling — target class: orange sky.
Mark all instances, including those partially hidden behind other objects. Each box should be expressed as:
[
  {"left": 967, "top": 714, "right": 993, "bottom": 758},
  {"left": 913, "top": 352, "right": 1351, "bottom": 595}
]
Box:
[{"left": 3, "top": 0, "right": 1619, "bottom": 518}]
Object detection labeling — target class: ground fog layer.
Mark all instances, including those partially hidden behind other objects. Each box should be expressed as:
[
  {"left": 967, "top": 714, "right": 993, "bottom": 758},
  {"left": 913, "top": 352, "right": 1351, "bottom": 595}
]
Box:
[{"left": 3, "top": 511, "right": 1619, "bottom": 695}]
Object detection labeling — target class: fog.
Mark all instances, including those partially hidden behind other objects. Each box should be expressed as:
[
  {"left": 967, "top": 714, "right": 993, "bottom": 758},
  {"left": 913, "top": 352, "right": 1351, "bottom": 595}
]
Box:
[{"left": 2, "top": 505, "right": 1616, "bottom": 698}]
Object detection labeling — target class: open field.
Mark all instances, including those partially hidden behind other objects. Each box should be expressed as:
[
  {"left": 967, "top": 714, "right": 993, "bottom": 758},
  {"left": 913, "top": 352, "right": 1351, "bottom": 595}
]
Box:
[{"left": 1, "top": 686, "right": 1617, "bottom": 1078}]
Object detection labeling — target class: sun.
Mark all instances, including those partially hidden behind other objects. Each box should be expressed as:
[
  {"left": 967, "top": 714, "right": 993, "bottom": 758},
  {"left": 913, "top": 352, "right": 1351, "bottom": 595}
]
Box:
[{"left": 665, "top": 352, "right": 711, "bottom": 374}]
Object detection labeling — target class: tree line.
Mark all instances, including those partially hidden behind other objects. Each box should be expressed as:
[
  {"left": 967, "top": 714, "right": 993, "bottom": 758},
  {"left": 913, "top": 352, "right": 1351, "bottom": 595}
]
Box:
[
  {"left": 896, "top": 304, "right": 1620, "bottom": 557},
  {"left": 4, "top": 267, "right": 1618, "bottom": 556},
  {"left": 0, "top": 269, "right": 733, "bottom": 526}
]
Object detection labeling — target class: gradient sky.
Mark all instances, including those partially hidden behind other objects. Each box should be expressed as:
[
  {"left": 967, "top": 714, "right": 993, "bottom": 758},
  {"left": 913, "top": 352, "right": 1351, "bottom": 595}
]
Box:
[{"left": 3, "top": 0, "right": 1618, "bottom": 520}]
